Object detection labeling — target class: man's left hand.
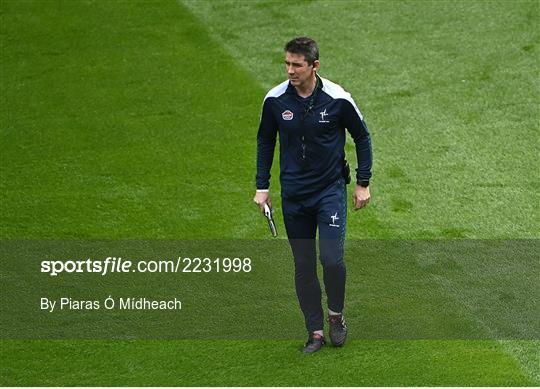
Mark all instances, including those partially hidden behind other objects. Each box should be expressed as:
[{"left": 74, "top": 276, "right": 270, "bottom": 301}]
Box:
[{"left": 352, "top": 185, "right": 370, "bottom": 210}]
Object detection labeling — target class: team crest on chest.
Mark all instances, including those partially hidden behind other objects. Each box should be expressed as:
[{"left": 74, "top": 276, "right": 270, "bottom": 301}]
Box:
[{"left": 282, "top": 110, "right": 294, "bottom": 121}]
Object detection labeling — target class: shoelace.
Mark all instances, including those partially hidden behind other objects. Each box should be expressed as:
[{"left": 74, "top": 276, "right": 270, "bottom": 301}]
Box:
[{"left": 329, "top": 315, "right": 346, "bottom": 328}]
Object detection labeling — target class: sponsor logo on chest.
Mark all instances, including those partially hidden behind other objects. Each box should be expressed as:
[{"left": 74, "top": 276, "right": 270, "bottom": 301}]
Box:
[{"left": 281, "top": 110, "right": 294, "bottom": 121}]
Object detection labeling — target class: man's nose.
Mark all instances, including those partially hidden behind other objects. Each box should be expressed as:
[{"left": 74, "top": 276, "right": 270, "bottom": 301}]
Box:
[{"left": 287, "top": 65, "right": 294, "bottom": 74}]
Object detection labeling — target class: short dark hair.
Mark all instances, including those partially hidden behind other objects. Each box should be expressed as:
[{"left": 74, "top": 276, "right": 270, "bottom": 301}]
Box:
[{"left": 284, "top": 37, "right": 319, "bottom": 65}]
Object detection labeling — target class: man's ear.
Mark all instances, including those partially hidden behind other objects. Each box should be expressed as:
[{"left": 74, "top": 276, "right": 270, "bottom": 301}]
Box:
[{"left": 312, "top": 60, "right": 320, "bottom": 72}]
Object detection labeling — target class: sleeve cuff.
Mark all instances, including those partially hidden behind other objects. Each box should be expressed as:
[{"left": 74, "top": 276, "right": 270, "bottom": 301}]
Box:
[{"left": 256, "top": 189, "right": 270, "bottom": 192}]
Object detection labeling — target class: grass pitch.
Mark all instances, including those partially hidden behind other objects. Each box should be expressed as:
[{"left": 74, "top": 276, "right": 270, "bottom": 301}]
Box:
[{"left": 1, "top": 0, "right": 539, "bottom": 386}]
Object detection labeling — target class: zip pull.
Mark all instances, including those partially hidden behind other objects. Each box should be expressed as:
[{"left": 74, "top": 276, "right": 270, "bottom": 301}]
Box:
[{"left": 301, "top": 136, "right": 306, "bottom": 160}]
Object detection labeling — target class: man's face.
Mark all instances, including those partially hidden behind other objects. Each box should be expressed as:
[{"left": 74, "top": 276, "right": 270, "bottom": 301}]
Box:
[{"left": 285, "top": 52, "right": 318, "bottom": 88}]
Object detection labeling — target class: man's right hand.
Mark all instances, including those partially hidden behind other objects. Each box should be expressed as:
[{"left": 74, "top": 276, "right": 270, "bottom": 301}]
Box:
[{"left": 253, "top": 191, "right": 272, "bottom": 213}]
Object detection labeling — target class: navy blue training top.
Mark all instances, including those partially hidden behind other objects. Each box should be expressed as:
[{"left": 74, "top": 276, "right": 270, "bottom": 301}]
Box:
[{"left": 256, "top": 75, "right": 372, "bottom": 199}]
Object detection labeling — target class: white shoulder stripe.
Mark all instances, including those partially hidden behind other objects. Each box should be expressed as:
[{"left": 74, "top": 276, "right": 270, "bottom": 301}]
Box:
[
  {"left": 264, "top": 80, "right": 289, "bottom": 101},
  {"left": 321, "top": 77, "right": 363, "bottom": 120}
]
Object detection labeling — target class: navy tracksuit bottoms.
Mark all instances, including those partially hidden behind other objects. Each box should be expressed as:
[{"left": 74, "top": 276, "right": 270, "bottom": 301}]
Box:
[{"left": 282, "top": 177, "right": 347, "bottom": 332}]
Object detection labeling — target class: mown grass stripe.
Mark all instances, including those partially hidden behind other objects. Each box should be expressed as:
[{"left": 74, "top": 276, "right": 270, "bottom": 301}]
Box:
[{"left": 0, "top": 339, "right": 535, "bottom": 386}]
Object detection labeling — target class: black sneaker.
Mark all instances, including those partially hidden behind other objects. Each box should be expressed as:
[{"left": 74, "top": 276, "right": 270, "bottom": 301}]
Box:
[
  {"left": 328, "top": 314, "right": 347, "bottom": 346},
  {"left": 302, "top": 332, "right": 325, "bottom": 354}
]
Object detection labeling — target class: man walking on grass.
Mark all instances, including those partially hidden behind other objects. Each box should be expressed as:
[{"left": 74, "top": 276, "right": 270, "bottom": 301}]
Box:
[{"left": 254, "top": 37, "right": 373, "bottom": 353}]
